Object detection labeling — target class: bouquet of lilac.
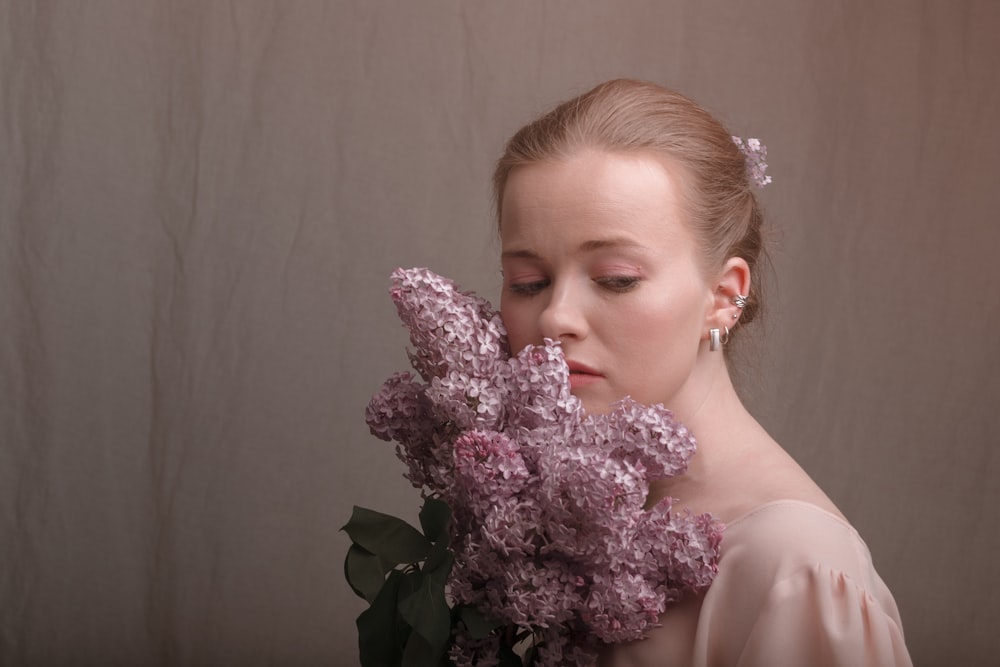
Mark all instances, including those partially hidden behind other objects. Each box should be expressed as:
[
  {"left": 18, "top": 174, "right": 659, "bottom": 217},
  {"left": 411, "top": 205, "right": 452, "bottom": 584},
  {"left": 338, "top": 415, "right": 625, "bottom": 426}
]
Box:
[{"left": 344, "top": 268, "right": 723, "bottom": 667}]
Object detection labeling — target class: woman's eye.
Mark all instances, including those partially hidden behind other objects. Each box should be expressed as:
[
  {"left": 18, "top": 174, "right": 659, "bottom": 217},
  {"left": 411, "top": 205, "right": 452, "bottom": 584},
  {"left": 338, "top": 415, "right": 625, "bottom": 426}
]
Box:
[
  {"left": 508, "top": 279, "right": 549, "bottom": 296},
  {"left": 596, "top": 276, "right": 640, "bottom": 293}
]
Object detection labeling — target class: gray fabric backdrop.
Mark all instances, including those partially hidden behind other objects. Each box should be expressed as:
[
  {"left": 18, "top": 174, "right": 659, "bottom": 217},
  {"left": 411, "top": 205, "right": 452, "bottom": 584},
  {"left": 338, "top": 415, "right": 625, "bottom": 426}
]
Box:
[{"left": 2, "top": 1, "right": 998, "bottom": 665}]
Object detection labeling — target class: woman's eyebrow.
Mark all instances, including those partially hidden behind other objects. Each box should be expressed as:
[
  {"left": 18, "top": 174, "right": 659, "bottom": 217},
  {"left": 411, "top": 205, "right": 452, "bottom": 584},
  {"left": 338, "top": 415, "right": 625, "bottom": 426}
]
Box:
[
  {"left": 577, "top": 237, "right": 644, "bottom": 252},
  {"left": 500, "top": 248, "right": 541, "bottom": 260}
]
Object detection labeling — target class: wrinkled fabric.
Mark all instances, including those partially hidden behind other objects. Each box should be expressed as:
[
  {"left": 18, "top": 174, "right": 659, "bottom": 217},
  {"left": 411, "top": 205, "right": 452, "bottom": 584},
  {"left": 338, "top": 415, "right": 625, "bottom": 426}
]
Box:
[
  {"left": 1, "top": 1, "right": 998, "bottom": 665},
  {"left": 605, "top": 501, "right": 912, "bottom": 667}
]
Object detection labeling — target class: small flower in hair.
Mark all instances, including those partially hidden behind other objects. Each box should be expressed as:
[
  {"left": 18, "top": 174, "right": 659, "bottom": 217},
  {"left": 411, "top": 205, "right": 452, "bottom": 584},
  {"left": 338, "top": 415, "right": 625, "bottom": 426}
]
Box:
[{"left": 732, "top": 136, "right": 772, "bottom": 188}]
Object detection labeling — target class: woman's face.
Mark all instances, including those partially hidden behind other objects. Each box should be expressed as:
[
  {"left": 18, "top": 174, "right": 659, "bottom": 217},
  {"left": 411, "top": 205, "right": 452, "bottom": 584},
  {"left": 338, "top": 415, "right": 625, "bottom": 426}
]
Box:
[{"left": 499, "top": 150, "right": 715, "bottom": 415}]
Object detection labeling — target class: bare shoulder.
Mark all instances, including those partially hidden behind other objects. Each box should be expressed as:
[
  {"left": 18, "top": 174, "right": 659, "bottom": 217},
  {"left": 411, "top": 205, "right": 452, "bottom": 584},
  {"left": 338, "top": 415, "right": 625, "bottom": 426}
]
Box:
[
  {"left": 651, "top": 407, "right": 845, "bottom": 525},
  {"left": 709, "top": 433, "right": 845, "bottom": 524}
]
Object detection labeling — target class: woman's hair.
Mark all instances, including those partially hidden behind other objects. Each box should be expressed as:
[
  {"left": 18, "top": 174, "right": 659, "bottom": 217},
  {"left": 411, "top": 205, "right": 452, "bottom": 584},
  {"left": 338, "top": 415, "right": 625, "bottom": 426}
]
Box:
[{"left": 493, "top": 78, "right": 768, "bottom": 332}]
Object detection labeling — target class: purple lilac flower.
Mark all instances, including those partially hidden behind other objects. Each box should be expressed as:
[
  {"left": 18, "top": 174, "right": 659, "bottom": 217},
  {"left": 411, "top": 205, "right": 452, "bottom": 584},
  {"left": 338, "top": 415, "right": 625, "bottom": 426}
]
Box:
[
  {"left": 449, "top": 632, "right": 501, "bottom": 667},
  {"left": 534, "top": 628, "right": 604, "bottom": 667},
  {"left": 732, "top": 135, "right": 772, "bottom": 187},
  {"left": 390, "top": 267, "right": 509, "bottom": 382},
  {"left": 452, "top": 430, "right": 529, "bottom": 507},
  {"left": 365, "top": 267, "right": 724, "bottom": 662}
]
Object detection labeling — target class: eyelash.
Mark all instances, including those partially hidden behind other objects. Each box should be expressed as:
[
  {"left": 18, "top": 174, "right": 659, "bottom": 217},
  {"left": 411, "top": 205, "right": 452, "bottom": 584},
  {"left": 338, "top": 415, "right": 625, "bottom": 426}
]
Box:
[
  {"left": 507, "top": 276, "right": 640, "bottom": 297},
  {"left": 508, "top": 280, "right": 549, "bottom": 297},
  {"left": 596, "top": 276, "right": 640, "bottom": 293}
]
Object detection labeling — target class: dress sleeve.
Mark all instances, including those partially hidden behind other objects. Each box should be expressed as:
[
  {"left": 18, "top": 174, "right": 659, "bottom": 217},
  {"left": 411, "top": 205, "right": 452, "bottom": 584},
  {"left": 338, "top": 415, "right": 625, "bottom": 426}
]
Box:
[
  {"left": 602, "top": 502, "right": 914, "bottom": 667},
  {"left": 734, "top": 563, "right": 912, "bottom": 667}
]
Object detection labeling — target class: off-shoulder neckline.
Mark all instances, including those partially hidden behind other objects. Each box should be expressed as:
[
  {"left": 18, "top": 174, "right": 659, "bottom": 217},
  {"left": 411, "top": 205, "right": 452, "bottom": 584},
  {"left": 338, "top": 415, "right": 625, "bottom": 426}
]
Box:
[{"left": 725, "top": 499, "right": 858, "bottom": 536}]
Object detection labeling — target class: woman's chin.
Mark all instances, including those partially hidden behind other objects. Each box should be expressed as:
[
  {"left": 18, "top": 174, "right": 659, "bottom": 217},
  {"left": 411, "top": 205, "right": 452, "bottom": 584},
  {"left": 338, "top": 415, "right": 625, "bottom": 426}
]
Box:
[{"left": 572, "top": 388, "right": 620, "bottom": 416}]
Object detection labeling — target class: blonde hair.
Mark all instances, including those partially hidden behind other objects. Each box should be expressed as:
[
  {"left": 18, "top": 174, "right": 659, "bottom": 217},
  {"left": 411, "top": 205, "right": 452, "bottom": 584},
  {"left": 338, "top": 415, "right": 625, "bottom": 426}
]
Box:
[{"left": 494, "top": 79, "right": 768, "bottom": 330}]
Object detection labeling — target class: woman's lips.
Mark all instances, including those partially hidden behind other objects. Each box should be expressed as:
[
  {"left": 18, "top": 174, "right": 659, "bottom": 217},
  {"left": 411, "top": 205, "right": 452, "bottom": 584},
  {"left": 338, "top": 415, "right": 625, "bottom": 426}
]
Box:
[{"left": 566, "top": 360, "right": 603, "bottom": 389}]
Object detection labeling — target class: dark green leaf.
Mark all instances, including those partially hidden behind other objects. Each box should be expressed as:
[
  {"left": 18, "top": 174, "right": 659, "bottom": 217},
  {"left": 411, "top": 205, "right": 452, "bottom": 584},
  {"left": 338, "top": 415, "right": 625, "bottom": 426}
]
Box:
[
  {"left": 399, "top": 568, "right": 423, "bottom": 600},
  {"left": 423, "top": 531, "right": 452, "bottom": 572},
  {"left": 419, "top": 497, "right": 452, "bottom": 543},
  {"left": 345, "top": 543, "right": 392, "bottom": 604},
  {"left": 343, "top": 506, "right": 431, "bottom": 564},
  {"left": 401, "top": 629, "right": 446, "bottom": 667},
  {"left": 357, "top": 570, "right": 408, "bottom": 667},
  {"left": 399, "top": 551, "right": 453, "bottom": 652},
  {"left": 456, "top": 604, "right": 504, "bottom": 640}
]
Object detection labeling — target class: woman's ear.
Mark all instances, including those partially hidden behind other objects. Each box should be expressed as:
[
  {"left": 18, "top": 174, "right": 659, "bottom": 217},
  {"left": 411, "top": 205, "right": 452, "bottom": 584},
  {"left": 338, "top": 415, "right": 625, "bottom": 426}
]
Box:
[{"left": 708, "top": 257, "right": 751, "bottom": 328}]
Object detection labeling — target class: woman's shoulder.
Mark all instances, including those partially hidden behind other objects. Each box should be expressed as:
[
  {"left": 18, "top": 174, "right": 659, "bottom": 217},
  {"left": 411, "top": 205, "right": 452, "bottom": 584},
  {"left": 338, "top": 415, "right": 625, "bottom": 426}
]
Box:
[
  {"left": 725, "top": 500, "right": 863, "bottom": 554},
  {"left": 606, "top": 499, "right": 912, "bottom": 667},
  {"left": 720, "top": 500, "right": 875, "bottom": 583},
  {"left": 706, "top": 496, "right": 903, "bottom": 633},
  {"left": 694, "top": 500, "right": 912, "bottom": 666},
  {"left": 692, "top": 432, "right": 846, "bottom": 526}
]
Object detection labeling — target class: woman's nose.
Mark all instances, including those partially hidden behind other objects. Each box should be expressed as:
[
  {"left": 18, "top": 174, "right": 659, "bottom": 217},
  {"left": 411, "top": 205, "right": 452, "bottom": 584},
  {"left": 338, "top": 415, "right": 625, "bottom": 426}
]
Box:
[{"left": 538, "top": 283, "right": 587, "bottom": 342}]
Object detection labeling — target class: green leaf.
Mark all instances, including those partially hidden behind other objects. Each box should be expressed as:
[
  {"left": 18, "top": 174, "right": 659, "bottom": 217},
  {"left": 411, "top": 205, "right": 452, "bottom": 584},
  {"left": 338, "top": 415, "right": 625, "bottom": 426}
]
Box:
[
  {"left": 357, "top": 570, "right": 408, "bottom": 667},
  {"left": 423, "top": 531, "right": 451, "bottom": 572},
  {"left": 343, "top": 506, "right": 431, "bottom": 564},
  {"left": 419, "top": 497, "right": 452, "bottom": 543},
  {"left": 398, "top": 551, "right": 454, "bottom": 652},
  {"left": 398, "top": 568, "right": 423, "bottom": 601},
  {"left": 456, "top": 604, "right": 504, "bottom": 640},
  {"left": 401, "top": 629, "right": 445, "bottom": 667},
  {"left": 344, "top": 543, "right": 392, "bottom": 604}
]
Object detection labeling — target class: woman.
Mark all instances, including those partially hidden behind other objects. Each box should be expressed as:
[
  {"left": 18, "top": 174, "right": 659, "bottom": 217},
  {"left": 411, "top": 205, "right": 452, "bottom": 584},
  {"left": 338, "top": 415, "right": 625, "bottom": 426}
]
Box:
[{"left": 495, "top": 79, "right": 912, "bottom": 666}]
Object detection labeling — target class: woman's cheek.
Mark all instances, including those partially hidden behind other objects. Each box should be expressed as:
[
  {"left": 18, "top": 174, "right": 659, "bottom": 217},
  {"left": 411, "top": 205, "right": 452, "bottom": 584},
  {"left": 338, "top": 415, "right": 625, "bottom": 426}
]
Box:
[
  {"left": 512, "top": 307, "right": 548, "bottom": 353},
  {"left": 500, "top": 305, "right": 529, "bottom": 353}
]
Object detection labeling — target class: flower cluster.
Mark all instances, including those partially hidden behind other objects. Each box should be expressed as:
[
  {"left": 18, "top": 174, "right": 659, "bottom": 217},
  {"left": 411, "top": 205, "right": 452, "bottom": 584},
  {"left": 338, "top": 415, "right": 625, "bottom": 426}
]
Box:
[
  {"left": 365, "top": 267, "right": 723, "bottom": 666},
  {"left": 732, "top": 135, "right": 773, "bottom": 187}
]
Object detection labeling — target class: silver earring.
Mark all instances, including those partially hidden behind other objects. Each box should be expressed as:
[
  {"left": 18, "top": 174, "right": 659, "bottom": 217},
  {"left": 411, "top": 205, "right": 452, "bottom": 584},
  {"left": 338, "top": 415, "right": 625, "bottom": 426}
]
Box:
[
  {"left": 721, "top": 326, "right": 731, "bottom": 345},
  {"left": 709, "top": 328, "right": 721, "bottom": 351},
  {"left": 733, "top": 294, "right": 748, "bottom": 309}
]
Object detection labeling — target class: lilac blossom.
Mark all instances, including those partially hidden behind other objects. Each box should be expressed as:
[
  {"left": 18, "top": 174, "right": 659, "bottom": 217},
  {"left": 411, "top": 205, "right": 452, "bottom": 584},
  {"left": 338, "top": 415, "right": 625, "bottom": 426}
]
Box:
[
  {"left": 365, "top": 267, "right": 724, "bottom": 664},
  {"left": 732, "top": 135, "right": 773, "bottom": 188}
]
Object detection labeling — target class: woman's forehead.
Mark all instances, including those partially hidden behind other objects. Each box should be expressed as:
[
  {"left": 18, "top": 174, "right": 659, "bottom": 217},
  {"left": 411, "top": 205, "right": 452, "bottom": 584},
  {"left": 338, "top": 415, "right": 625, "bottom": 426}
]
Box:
[{"left": 499, "top": 151, "right": 692, "bottom": 249}]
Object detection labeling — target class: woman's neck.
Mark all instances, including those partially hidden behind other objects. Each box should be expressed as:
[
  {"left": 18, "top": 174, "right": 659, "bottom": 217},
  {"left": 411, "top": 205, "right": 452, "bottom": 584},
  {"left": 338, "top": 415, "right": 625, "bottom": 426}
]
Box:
[{"left": 646, "top": 355, "right": 769, "bottom": 516}]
